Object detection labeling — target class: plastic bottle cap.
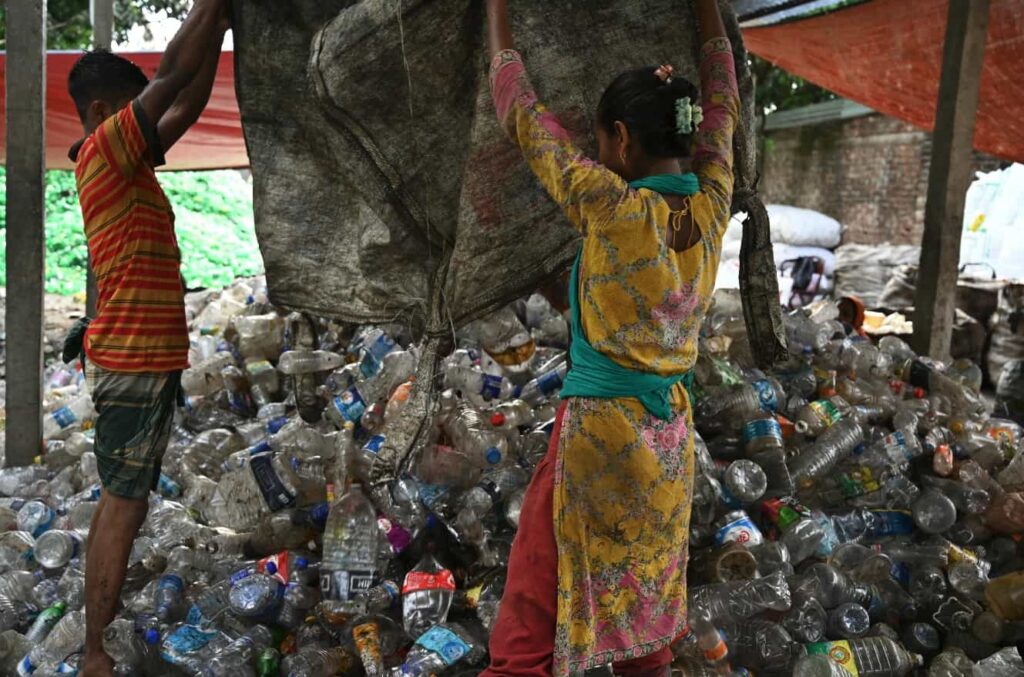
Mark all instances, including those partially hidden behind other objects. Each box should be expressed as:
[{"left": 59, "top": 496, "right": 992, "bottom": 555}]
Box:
[
  {"left": 485, "top": 448, "right": 502, "bottom": 465},
  {"left": 295, "top": 556, "right": 309, "bottom": 570},
  {"left": 265, "top": 561, "right": 278, "bottom": 575},
  {"left": 914, "top": 388, "right": 926, "bottom": 399},
  {"left": 490, "top": 412, "right": 507, "bottom": 427},
  {"left": 144, "top": 628, "right": 160, "bottom": 645}
]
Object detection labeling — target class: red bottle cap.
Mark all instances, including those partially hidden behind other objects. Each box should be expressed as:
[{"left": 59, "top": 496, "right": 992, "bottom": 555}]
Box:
[{"left": 490, "top": 412, "right": 507, "bottom": 427}]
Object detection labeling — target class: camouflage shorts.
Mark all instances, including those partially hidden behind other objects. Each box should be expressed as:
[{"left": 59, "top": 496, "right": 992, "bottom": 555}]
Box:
[{"left": 85, "top": 362, "right": 182, "bottom": 500}]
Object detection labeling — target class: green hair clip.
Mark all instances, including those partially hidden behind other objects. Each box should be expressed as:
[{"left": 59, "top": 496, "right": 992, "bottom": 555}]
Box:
[{"left": 675, "top": 97, "right": 704, "bottom": 135}]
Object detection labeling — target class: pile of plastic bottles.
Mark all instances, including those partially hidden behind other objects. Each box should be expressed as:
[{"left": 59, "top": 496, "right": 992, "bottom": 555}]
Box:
[{"left": 2, "top": 277, "right": 1024, "bottom": 676}]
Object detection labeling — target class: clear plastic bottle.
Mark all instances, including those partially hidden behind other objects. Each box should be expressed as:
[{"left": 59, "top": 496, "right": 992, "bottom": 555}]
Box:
[
  {"left": 896, "top": 358, "right": 986, "bottom": 419},
  {"left": 182, "top": 352, "right": 235, "bottom": 398},
  {"left": 204, "top": 624, "right": 275, "bottom": 676},
  {"left": 0, "top": 630, "right": 29, "bottom": 676},
  {"left": 357, "top": 581, "right": 401, "bottom": 615},
  {"left": 281, "top": 647, "right": 355, "bottom": 677},
  {"left": 912, "top": 489, "right": 958, "bottom": 534},
  {"left": 490, "top": 400, "right": 534, "bottom": 431},
  {"left": 802, "top": 563, "right": 874, "bottom": 609},
  {"left": 320, "top": 483, "right": 379, "bottom": 611},
  {"left": 402, "top": 554, "right": 456, "bottom": 638},
  {"left": 24, "top": 601, "right": 66, "bottom": 644},
  {"left": 154, "top": 570, "right": 187, "bottom": 622},
  {"left": 0, "top": 467, "right": 48, "bottom": 498},
  {"left": 793, "top": 653, "right": 852, "bottom": 677},
  {"left": 443, "top": 401, "right": 509, "bottom": 469},
  {"left": 688, "top": 571, "right": 791, "bottom": 621},
  {"left": 826, "top": 602, "right": 871, "bottom": 639},
  {"left": 857, "top": 427, "right": 924, "bottom": 470},
  {"left": 42, "top": 393, "right": 96, "bottom": 440},
  {"left": 922, "top": 475, "right": 991, "bottom": 515},
  {"left": 16, "top": 609, "right": 85, "bottom": 676},
  {"left": 400, "top": 623, "right": 483, "bottom": 676},
  {"left": 16, "top": 501, "right": 55, "bottom": 538},
  {"left": 742, "top": 416, "right": 785, "bottom": 455},
  {"left": 276, "top": 350, "right": 346, "bottom": 375},
  {"left": 102, "top": 617, "right": 148, "bottom": 672},
  {"left": 445, "top": 365, "right": 515, "bottom": 403},
  {"left": 34, "top": 530, "right": 84, "bottom": 570},
  {"left": 803, "top": 637, "right": 922, "bottom": 677},
  {"left": 229, "top": 571, "right": 283, "bottom": 619},
  {"left": 793, "top": 396, "right": 851, "bottom": 437},
  {"left": 723, "top": 460, "right": 767, "bottom": 503},
  {"left": 784, "top": 597, "right": 827, "bottom": 643},
  {"left": 517, "top": 361, "right": 568, "bottom": 405},
  {"left": 469, "top": 306, "right": 536, "bottom": 375},
  {"left": 789, "top": 418, "right": 865, "bottom": 485}
]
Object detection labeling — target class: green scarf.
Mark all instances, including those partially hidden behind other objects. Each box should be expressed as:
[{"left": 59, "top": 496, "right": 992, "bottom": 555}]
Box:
[{"left": 559, "top": 174, "right": 699, "bottom": 420}]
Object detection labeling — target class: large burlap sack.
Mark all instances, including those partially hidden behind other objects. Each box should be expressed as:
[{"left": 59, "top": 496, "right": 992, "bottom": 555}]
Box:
[
  {"left": 233, "top": 0, "right": 783, "bottom": 501},
  {"left": 834, "top": 244, "right": 920, "bottom": 308},
  {"left": 988, "top": 283, "right": 1024, "bottom": 386}
]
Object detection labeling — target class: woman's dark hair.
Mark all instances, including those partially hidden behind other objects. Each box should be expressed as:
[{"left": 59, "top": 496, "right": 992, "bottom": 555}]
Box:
[
  {"left": 597, "top": 67, "right": 700, "bottom": 159},
  {"left": 68, "top": 50, "right": 149, "bottom": 121}
]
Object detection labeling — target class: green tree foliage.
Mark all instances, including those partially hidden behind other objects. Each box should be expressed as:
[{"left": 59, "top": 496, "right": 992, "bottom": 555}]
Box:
[
  {"left": 0, "top": 0, "right": 190, "bottom": 50},
  {"left": 0, "top": 167, "right": 263, "bottom": 296},
  {"left": 751, "top": 55, "right": 837, "bottom": 116}
]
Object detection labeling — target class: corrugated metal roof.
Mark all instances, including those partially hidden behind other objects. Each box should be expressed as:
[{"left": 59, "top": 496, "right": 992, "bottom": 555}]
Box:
[{"left": 764, "top": 99, "right": 875, "bottom": 131}]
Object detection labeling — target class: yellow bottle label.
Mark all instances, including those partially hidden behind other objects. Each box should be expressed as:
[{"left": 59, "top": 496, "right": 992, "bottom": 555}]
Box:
[{"left": 807, "top": 640, "right": 860, "bottom": 676}]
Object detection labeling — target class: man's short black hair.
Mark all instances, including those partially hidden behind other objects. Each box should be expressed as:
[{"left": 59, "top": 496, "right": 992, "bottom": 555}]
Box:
[{"left": 68, "top": 49, "right": 149, "bottom": 121}]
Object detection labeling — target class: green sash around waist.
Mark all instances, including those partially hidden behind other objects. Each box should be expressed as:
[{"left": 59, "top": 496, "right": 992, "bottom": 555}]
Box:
[{"left": 558, "top": 173, "right": 699, "bottom": 420}]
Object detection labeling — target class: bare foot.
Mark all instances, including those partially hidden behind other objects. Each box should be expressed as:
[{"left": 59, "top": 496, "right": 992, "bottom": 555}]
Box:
[{"left": 80, "top": 651, "right": 115, "bottom": 677}]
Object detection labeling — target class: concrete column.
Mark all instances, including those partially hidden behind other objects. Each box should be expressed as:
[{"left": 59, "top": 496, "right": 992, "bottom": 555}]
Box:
[
  {"left": 5, "top": 0, "right": 48, "bottom": 466},
  {"left": 912, "top": 0, "right": 991, "bottom": 359}
]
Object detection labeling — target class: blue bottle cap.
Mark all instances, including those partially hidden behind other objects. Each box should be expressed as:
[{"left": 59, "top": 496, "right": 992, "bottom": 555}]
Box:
[
  {"left": 144, "top": 628, "right": 161, "bottom": 645},
  {"left": 295, "top": 557, "right": 309, "bottom": 570},
  {"left": 265, "top": 561, "right": 278, "bottom": 575},
  {"left": 485, "top": 448, "right": 502, "bottom": 465}
]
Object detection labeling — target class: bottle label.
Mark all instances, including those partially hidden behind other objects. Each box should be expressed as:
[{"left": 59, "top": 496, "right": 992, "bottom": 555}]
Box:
[
  {"left": 360, "top": 334, "right": 397, "bottom": 378},
  {"left": 714, "top": 512, "right": 764, "bottom": 546},
  {"left": 158, "top": 473, "right": 182, "bottom": 498},
  {"left": 362, "top": 435, "right": 387, "bottom": 457},
  {"left": 838, "top": 466, "right": 879, "bottom": 498},
  {"left": 17, "top": 657, "right": 36, "bottom": 676},
  {"left": 159, "top": 573, "right": 185, "bottom": 593},
  {"left": 742, "top": 418, "right": 783, "bottom": 444},
  {"left": 333, "top": 389, "right": 366, "bottom": 424},
  {"left": 809, "top": 400, "right": 842, "bottom": 427},
  {"left": 807, "top": 640, "right": 860, "bottom": 676},
  {"left": 414, "top": 626, "right": 471, "bottom": 666},
  {"left": 880, "top": 431, "right": 913, "bottom": 464},
  {"left": 481, "top": 374, "right": 505, "bottom": 400},
  {"left": 867, "top": 510, "right": 915, "bottom": 537},
  {"left": 52, "top": 406, "right": 77, "bottom": 430},
  {"left": 320, "top": 569, "right": 375, "bottom": 602},
  {"left": 353, "top": 621, "right": 383, "bottom": 668},
  {"left": 403, "top": 569, "right": 457, "bottom": 594},
  {"left": 247, "top": 359, "right": 274, "bottom": 377},
  {"left": 249, "top": 453, "right": 296, "bottom": 512},
  {"left": 258, "top": 552, "right": 290, "bottom": 584},
  {"left": 161, "top": 625, "right": 219, "bottom": 664},
  {"left": 536, "top": 369, "right": 565, "bottom": 396},
  {"left": 752, "top": 380, "right": 779, "bottom": 412}
]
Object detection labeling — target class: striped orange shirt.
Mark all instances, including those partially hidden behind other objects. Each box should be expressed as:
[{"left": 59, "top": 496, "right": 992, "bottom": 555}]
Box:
[{"left": 73, "top": 101, "right": 189, "bottom": 373}]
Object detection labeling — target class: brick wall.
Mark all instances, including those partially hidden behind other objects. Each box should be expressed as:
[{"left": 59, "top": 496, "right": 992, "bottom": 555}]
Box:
[{"left": 760, "top": 113, "right": 1006, "bottom": 245}]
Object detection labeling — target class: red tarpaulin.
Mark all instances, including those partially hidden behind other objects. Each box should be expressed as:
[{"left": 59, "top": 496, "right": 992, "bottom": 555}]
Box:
[
  {"left": 0, "top": 50, "right": 245, "bottom": 171},
  {"left": 744, "top": 0, "right": 1024, "bottom": 163}
]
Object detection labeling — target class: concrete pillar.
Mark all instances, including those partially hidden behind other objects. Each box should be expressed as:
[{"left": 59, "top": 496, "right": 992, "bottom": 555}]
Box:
[
  {"left": 912, "top": 0, "right": 991, "bottom": 359},
  {"left": 5, "top": 0, "right": 48, "bottom": 466}
]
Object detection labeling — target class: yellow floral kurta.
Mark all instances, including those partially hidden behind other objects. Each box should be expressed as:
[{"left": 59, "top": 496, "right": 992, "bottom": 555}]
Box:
[{"left": 491, "top": 38, "right": 739, "bottom": 674}]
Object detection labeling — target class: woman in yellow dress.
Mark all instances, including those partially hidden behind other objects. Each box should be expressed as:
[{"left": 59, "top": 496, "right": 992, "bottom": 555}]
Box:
[{"left": 481, "top": 1, "right": 740, "bottom": 675}]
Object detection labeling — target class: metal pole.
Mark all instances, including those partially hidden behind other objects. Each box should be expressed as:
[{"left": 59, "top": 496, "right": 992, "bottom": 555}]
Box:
[
  {"left": 912, "top": 0, "right": 991, "bottom": 359},
  {"left": 5, "top": 0, "right": 48, "bottom": 467},
  {"left": 85, "top": 0, "right": 115, "bottom": 317}
]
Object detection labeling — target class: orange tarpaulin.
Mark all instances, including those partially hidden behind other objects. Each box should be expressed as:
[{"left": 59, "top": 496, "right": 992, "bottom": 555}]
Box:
[
  {"left": 744, "top": 0, "right": 1024, "bottom": 163},
  {"left": 0, "top": 50, "right": 245, "bottom": 171}
]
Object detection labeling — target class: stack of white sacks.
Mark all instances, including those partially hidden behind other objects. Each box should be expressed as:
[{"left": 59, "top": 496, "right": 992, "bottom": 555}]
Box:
[{"left": 716, "top": 205, "right": 843, "bottom": 301}]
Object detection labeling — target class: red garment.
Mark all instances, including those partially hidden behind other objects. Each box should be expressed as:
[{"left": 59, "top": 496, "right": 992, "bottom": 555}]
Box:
[{"left": 483, "top": 403, "right": 673, "bottom": 676}]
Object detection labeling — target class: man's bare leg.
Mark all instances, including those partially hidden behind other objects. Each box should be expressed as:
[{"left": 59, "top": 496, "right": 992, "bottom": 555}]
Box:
[{"left": 81, "top": 491, "right": 148, "bottom": 677}]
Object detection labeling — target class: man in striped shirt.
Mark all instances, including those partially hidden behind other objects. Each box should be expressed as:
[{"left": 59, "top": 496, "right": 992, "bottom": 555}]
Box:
[{"left": 66, "top": 1, "right": 230, "bottom": 674}]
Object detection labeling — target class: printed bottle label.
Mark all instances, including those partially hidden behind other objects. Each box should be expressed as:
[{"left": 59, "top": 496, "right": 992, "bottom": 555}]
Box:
[
  {"left": 807, "top": 640, "right": 860, "bottom": 676},
  {"left": 403, "top": 569, "right": 457, "bottom": 594},
  {"left": 714, "top": 513, "right": 764, "bottom": 546},
  {"left": 752, "top": 380, "right": 779, "bottom": 412},
  {"left": 481, "top": 374, "right": 505, "bottom": 400},
  {"left": 52, "top": 406, "right": 77, "bottom": 430},
  {"left": 320, "top": 569, "right": 375, "bottom": 602},
  {"left": 415, "top": 626, "right": 471, "bottom": 666},
  {"left": 742, "top": 418, "right": 783, "bottom": 444},
  {"left": 249, "top": 454, "right": 296, "bottom": 512}
]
